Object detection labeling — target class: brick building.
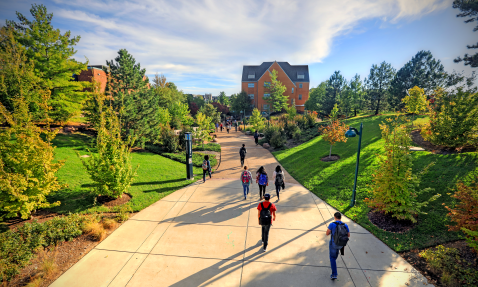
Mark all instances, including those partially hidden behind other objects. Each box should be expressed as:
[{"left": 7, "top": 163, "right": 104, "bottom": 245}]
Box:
[
  {"left": 76, "top": 65, "right": 108, "bottom": 93},
  {"left": 241, "top": 61, "right": 309, "bottom": 112}
]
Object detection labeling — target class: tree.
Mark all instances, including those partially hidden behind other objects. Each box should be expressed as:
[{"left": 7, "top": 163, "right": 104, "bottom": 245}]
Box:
[
  {"left": 169, "top": 101, "right": 193, "bottom": 129},
  {"left": 231, "top": 91, "right": 251, "bottom": 115},
  {"left": 6, "top": 4, "right": 89, "bottom": 123},
  {"left": 389, "top": 51, "right": 445, "bottom": 110},
  {"left": 80, "top": 94, "right": 137, "bottom": 199},
  {"left": 194, "top": 112, "right": 213, "bottom": 147},
  {"left": 319, "top": 104, "right": 348, "bottom": 158},
  {"left": 217, "top": 91, "right": 229, "bottom": 106},
  {"left": 305, "top": 82, "right": 327, "bottom": 117},
  {"left": 250, "top": 108, "right": 266, "bottom": 132},
  {"left": 365, "top": 116, "right": 440, "bottom": 222},
  {"left": 401, "top": 86, "right": 428, "bottom": 126},
  {"left": 453, "top": 0, "right": 478, "bottom": 68},
  {"left": 199, "top": 103, "right": 221, "bottom": 124},
  {"left": 211, "top": 102, "right": 229, "bottom": 116},
  {"left": 284, "top": 101, "right": 297, "bottom": 120},
  {"left": 151, "top": 73, "right": 186, "bottom": 107},
  {"left": 105, "top": 49, "right": 160, "bottom": 146},
  {"left": 264, "top": 69, "right": 288, "bottom": 112},
  {"left": 187, "top": 94, "right": 205, "bottom": 110},
  {"left": 349, "top": 74, "right": 365, "bottom": 116},
  {"left": 338, "top": 84, "right": 353, "bottom": 118},
  {"left": 322, "top": 71, "right": 346, "bottom": 115},
  {"left": 366, "top": 61, "right": 395, "bottom": 115}
]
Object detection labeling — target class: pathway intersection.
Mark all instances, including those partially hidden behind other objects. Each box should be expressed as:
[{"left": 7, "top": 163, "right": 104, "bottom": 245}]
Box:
[{"left": 51, "top": 131, "right": 433, "bottom": 287}]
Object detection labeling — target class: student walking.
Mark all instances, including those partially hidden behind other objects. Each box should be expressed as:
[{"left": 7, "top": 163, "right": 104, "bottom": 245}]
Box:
[
  {"left": 220, "top": 123, "right": 223, "bottom": 132},
  {"left": 256, "top": 166, "right": 268, "bottom": 200},
  {"left": 326, "top": 212, "right": 350, "bottom": 280},
  {"left": 258, "top": 193, "right": 276, "bottom": 252},
  {"left": 215, "top": 122, "right": 219, "bottom": 132},
  {"left": 239, "top": 144, "right": 247, "bottom": 167},
  {"left": 202, "top": 155, "right": 212, "bottom": 183},
  {"left": 226, "top": 124, "right": 230, "bottom": 133},
  {"left": 273, "top": 165, "right": 285, "bottom": 201},
  {"left": 254, "top": 130, "right": 259, "bottom": 146},
  {"left": 234, "top": 120, "right": 238, "bottom": 131},
  {"left": 240, "top": 166, "right": 252, "bottom": 200}
]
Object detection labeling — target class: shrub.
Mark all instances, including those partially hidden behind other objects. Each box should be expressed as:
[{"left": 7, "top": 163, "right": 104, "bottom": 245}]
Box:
[
  {"left": 445, "top": 179, "right": 478, "bottom": 253},
  {"left": 264, "top": 124, "right": 282, "bottom": 143},
  {"left": 365, "top": 116, "right": 440, "bottom": 222},
  {"left": 292, "top": 129, "right": 301, "bottom": 142},
  {"left": 102, "top": 218, "right": 118, "bottom": 230},
  {"left": 270, "top": 131, "right": 286, "bottom": 148},
  {"left": 283, "top": 121, "right": 299, "bottom": 139},
  {"left": 83, "top": 222, "right": 106, "bottom": 241},
  {"left": 193, "top": 143, "right": 221, "bottom": 152},
  {"left": 114, "top": 204, "right": 133, "bottom": 222},
  {"left": 420, "top": 245, "right": 478, "bottom": 286},
  {"left": 79, "top": 100, "right": 138, "bottom": 199},
  {"left": 42, "top": 214, "right": 84, "bottom": 245},
  {"left": 159, "top": 127, "right": 179, "bottom": 153},
  {"left": 421, "top": 88, "right": 478, "bottom": 148},
  {"left": 295, "top": 115, "right": 308, "bottom": 130}
]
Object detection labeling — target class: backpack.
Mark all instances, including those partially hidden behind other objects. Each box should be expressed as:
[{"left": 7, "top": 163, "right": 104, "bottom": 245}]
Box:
[
  {"left": 332, "top": 222, "right": 349, "bottom": 247},
  {"left": 241, "top": 171, "right": 250, "bottom": 184},
  {"left": 202, "top": 160, "right": 208, "bottom": 170},
  {"left": 259, "top": 203, "right": 272, "bottom": 225},
  {"left": 258, "top": 173, "right": 268, "bottom": 186},
  {"left": 275, "top": 172, "right": 284, "bottom": 186},
  {"left": 239, "top": 148, "right": 246, "bottom": 158}
]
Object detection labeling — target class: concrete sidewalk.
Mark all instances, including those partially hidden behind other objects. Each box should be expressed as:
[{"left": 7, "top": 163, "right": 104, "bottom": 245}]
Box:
[{"left": 51, "top": 130, "right": 432, "bottom": 287}]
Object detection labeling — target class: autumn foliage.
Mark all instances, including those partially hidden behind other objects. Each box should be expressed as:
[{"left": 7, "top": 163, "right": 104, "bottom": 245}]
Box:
[{"left": 319, "top": 104, "right": 348, "bottom": 158}]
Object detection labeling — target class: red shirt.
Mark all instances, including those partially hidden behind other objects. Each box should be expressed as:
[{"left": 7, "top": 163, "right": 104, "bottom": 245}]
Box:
[{"left": 257, "top": 201, "right": 277, "bottom": 212}]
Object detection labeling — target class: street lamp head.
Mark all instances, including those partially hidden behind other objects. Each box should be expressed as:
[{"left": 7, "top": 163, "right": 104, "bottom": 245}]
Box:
[{"left": 345, "top": 128, "right": 357, "bottom": 138}]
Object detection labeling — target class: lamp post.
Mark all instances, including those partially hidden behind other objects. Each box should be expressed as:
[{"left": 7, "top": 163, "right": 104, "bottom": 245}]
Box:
[
  {"left": 344, "top": 123, "right": 363, "bottom": 207},
  {"left": 243, "top": 110, "right": 246, "bottom": 130},
  {"left": 185, "top": 132, "right": 193, "bottom": 180}
]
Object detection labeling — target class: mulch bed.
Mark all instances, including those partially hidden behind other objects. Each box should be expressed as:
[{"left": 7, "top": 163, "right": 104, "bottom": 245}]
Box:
[
  {"left": 400, "top": 240, "right": 478, "bottom": 287},
  {"left": 2, "top": 209, "right": 61, "bottom": 231},
  {"left": 368, "top": 210, "right": 417, "bottom": 233},
  {"left": 410, "top": 129, "right": 476, "bottom": 154},
  {"left": 97, "top": 193, "right": 132, "bottom": 207},
  {"left": 320, "top": 154, "right": 340, "bottom": 162}
]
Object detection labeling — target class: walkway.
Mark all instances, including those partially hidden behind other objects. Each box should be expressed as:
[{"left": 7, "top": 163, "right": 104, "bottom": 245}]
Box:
[{"left": 51, "top": 130, "right": 432, "bottom": 287}]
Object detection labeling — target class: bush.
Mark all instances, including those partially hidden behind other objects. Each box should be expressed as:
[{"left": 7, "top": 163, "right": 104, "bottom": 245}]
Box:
[
  {"left": 365, "top": 116, "right": 440, "bottom": 222},
  {"left": 420, "top": 245, "right": 478, "bottom": 286},
  {"left": 178, "top": 126, "right": 193, "bottom": 151},
  {"left": 264, "top": 124, "right": 282, "bottom": 143},
  {"left": 292, "top": 129, "right": 301, "bottom": 142},
  {"left": 193, "top": 143, "right": 221, "bottom": 152},
  {"left": 283, "top": 121, "right": 299, "bottom": 139},
  {"left": 270, "top": 131, "right": 286, "bottom": 148},
  {"left": 295, "top": 115, "right": 308, "bottom": 130},
  {"left": 160, "top": 128, "right": 179, "bottom": 153},
  {"left": 445, "top": 179, "right": 478, "bottom": 253},
  {"left": 258, "top": 138, "right": 268, "bottom": 145}
]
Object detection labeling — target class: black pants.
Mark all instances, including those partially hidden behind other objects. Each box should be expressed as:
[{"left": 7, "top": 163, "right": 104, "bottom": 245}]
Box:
[
  {"left": 235, "top": 126, "right": 237, "bottom": 131},
  {"left": 259, "top": 185, "right": 266, "bottom": 198},
  {"left": 255, "top": 138, "right": 258, "bottom": 145},
  {"left": 240, "top": 156, "right": 245, "bottom": 166},
  {"left": 262, "top": 224, "right": 271, "bottom": 249},
  {"left": 275, "top": 184, "right": 281, "bottom": 199},
  {"left": 203, "top": 169, "right": 211, "bottom": 181}
]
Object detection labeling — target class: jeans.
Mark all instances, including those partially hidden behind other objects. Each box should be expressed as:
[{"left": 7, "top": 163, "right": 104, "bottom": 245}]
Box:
[
  {"left": 259, "top": 185, "right": 266, "bottom": 198},
  {"left": 243, "top": 184, "right": 249, "bottom": 198},
  {"left": 329, "top": 240, "right": 341, "bottom": 277},
  {"left": 203, "top": 169, "right": 211, "bottom": 182},
  {"left": 275, "top": 184, "right": 281, "bottom": 199},
  {"left": 240, "top": 156, "right": 245, "bottom": 166},
  {"left": 262, "top": 224, "right": 271, "bottom": 249}
]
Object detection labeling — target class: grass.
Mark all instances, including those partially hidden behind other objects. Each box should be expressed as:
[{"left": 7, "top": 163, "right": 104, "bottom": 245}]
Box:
[
  {"left": 47, "top": 133, "right": 202, "bottom": 214},
  {"left": 273, "top": 114, "right": 478, "bottom": 252}
]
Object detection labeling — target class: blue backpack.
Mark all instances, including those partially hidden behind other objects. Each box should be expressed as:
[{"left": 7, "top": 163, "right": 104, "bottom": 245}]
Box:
[{"left": 258, "top": 173, "right": 268, "bottom": 185}]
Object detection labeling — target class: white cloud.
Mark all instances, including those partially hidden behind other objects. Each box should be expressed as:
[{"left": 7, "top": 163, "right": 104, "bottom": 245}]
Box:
[{"left": 51, "top": 0, "right": 451, "bottom": 94}]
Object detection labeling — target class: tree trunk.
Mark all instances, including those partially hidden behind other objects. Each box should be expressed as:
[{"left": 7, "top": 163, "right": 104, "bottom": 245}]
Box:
[
  {"left": 375, "top": 97, "right": 381, "bottom": 115},
  {"left": 354, "top": 108, "right": 357, "bottom": 117},
  {"left": 329, "top": 145, "right": 332, "bottom": 158}
]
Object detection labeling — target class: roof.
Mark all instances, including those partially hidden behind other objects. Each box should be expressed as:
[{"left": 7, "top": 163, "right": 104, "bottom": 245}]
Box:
[{"left": 241, "top": 61, "right": 309, "bottom": 83}]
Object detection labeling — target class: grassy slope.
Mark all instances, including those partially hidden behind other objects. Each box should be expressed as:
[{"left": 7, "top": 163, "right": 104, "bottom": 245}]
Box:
[
  {"left": 48, "top": 133, "right": 202, "bottom": 214},
  {"left": 273, "top": 115, "right": 478, "bottom": 252}
]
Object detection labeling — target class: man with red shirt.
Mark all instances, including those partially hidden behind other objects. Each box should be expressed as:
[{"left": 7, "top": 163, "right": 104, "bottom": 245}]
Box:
[{"left": 257, "top": 193, "right": 277, "bottom": 252}]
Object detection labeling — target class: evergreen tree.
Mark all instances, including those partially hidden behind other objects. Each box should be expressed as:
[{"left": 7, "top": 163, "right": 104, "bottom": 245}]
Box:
[
  {"left": 305, "top": 82, "right": 327, "bottom": 116},
  {"left": 365, "top": 62, "right": 395, "bottom": 115},
  {"left": 453, "top": 0, "right": 478, "bottom": 68},
  {"left": 389, "top": 51, "right": 445, "bottom": 109},
  {"left": 349, "top": 74, "right": 365, "bottom": 116},
  {"left": 217, "top": 91, "right": 229, "bottom": 105},
  {"left": 6, "top": 4, "right": 89, "bottom": 123},
  {"left": 105, "top": 49, "right": 159, "bottom": 146},
  {"left": 199, "top": 103, "right": 221, "bottom": 123},
  {"left": 231, "top": 91, "right": 251, "bottom": 115},
  {"left": 265, "top": 69, "right": 288, "bottom": 112}
]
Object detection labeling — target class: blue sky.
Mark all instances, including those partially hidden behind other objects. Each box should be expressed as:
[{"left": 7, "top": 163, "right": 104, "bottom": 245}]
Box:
[{"left": 0, "top": 0, "right": 475, "bottom": 95}]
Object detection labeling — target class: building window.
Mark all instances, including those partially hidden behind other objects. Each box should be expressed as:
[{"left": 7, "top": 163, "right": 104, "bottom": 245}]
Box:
[
  {"left": 299, "top": 83, "right": 303, "bottom": 88},
  {"left": 248, "top": 83, "right": 254, "bottom": 88},
  {"left": 263, "top": 94, "right": 270, "bottom": 98},
  {"left": 248, "top": 73, "right": 255, "bottom": 79},
  {"left": 249, "top": 94, "right": 254, "bottom": 99},
  {"left": 264, "top": 82, "right": 270, "bottom": 87},
  {"left": 299, "top": 94, "right": 302, "bottom": 100},
  {"left": 297, "top": 73, "right": 304, "bottom": 79},
  {"left": 291, "top": 88, "right": 294, "bottom": 93},
  {"left": 263, "top": 104, "right": 269, "bottom": 110}
]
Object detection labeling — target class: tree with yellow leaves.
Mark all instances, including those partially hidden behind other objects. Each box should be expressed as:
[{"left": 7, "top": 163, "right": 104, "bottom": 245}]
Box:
[{"left": 320, "top": 104, "right": 348, "bottom": 159}]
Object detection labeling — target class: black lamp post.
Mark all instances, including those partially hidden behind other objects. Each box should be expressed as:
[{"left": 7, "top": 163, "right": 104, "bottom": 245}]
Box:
[{"left": 344, "top": 123, "right": 363, "bottom": 207}]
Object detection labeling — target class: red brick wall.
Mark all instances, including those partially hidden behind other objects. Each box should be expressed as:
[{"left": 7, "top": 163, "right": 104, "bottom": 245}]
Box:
[{"left": 78, "top": 68, "right": 107, "bottom": 93}]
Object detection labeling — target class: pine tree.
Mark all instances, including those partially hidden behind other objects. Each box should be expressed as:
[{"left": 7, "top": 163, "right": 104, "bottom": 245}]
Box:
[
  {"left": 453, "top": 0, "right": 478, "bottom": 68},
  {"left": 6, "top": 4, "right": 89, "bottom": 123},
  {"left": 365, "top": 62, "right": 395, "bottom": 115},
  {"left": 265, "top": 70, "right": 287, "bottom": 112},
  {"left": 105, "top": 49, "right": 160, "bottom": 146}
]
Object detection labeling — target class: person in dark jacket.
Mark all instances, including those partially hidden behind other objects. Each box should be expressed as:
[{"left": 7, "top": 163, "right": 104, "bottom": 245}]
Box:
[
  {"left": 254, "top": 130, "right": 259, "bottom": 145},
  {"left": 239, "top": 144, "right": 247, "bottom": 167},
  {"left": 202, "top": 155, "right": 212, "bottom": 182}
]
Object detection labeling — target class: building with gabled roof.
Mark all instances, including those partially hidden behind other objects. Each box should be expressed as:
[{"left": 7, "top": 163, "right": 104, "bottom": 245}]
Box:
[{"left": 241, "top": 61, "right": 310, "bottom": 112}]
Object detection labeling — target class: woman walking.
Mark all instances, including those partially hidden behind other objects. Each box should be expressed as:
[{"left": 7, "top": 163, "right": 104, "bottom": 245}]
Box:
[
  {"left": 226, "top": 123, "right": 230, "bottom": 133},
  {"left": 273, "top": 165, "right": 285, "bottom": 201},
  {"left": 256, "top": 166, "right": 269, "bottom": 200},
  {"left": 202, "top": 155, "right": 212, "bottom": 183}
]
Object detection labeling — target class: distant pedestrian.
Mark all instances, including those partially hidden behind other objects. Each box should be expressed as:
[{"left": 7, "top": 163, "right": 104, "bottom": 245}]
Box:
[
  {"left": 215, "top": 122, "right": 219, "bottom": 132},
  {"left": 256, "top": 166, "right": 268, "bottom": 200},
  {"left": 235, "top": 120, "right": 238, "bottom": 132},
  {"left": 326, "top": 212, "right": 350, "bottom": 280},
  {"left": 240, "top": 166, "right": 252, "bottom": 200},
  {"left": 258, "top": 193, "right": 276, "bottom": 252},
  {"left": 226, "top": 124, "right": 230, "bottom": 133},
  {"left": 202, "top": 155, "right": 212, "bottom": 183},
  {"left": 239, "top": 144, "right": 247, "bottom": 167},
  {"left": 220, "top": 123, "right": 223, "bottom": 132},
  {"left": 254, "top": 130, "right": 259, "bottom": 146},
  {"left": 273, "top": 165, "right": 285, "bottom": 201}
]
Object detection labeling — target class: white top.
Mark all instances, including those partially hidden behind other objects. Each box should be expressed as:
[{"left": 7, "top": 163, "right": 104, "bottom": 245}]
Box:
[{"left": 273, "top": 171, "right": 285, "bottom": 181}]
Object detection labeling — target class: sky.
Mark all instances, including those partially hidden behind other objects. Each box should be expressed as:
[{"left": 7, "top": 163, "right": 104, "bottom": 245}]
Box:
[{"left": 0, "top": 0, "right": 476, "bottom": 96}]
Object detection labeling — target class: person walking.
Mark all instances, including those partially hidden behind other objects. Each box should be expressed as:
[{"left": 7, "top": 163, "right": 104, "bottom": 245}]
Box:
[
  {"left": 254, "top": 130, "right": 259, "bottom": 146},
  {"left": 256, "top": 166, "right": 268, "bottom": 200},
  {"left": 273, "top": 165, "right": 285, "bottom": 201},
  {"left": 202, "top": 155, "right": 212, "bottom": 183},
  {"left": 240, "top": 166, "right": 252, "bottom": 200},
  {"left": 239, "top": 144, "right": 247, "bottom": 167},
  {"left": 215, "top": 122, "right": 219, "bottom": 132},
  {"left": 220, "top": 123, "right": 223, "bottom": 132},
  {"left": 326, "top": 212, "right": 350, "bottom": 280},
  {"left": 226, "top": 123, "right": 230, "bottom": 134},
  {"left": 258, "top": 193, "right": 276, "bottom": 252},
  {"left": 235, "top": 120, "right": 238, "bottom": 132}
]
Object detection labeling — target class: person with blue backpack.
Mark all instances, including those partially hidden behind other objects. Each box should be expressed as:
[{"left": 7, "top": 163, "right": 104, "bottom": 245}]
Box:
[
  {"left": 326, "top": 212, "right": 351, "bottom": 280},
  {"left": 240, "top": 166, "right": 252, "bottom": 200},
  {"left": 202, "top": 155, "right": 211, "bottom": 183},
  {"left": 256, "top": 166, "right": 268, "bottom": 200}
]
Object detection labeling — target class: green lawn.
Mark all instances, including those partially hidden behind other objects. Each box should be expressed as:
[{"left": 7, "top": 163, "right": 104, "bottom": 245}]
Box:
[
  {"left": 273, "top": 114, "right": 478, "bottom": 252},
  {"left": 47, "top": 133, "right": 202, "bottom": 214}
]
